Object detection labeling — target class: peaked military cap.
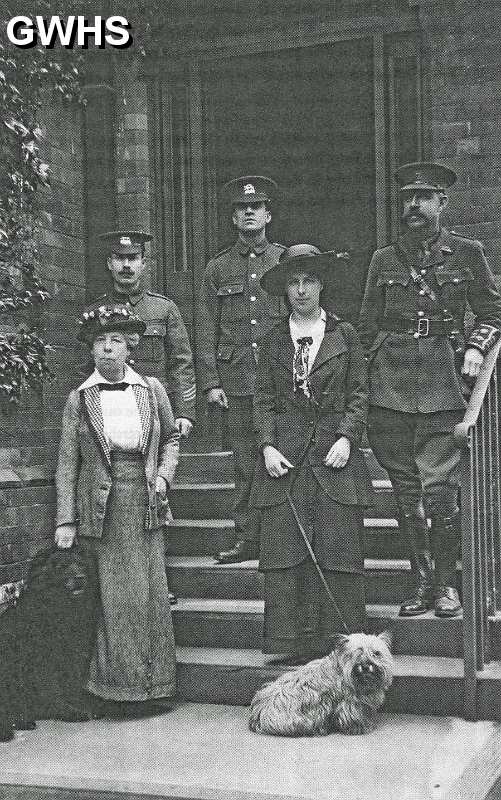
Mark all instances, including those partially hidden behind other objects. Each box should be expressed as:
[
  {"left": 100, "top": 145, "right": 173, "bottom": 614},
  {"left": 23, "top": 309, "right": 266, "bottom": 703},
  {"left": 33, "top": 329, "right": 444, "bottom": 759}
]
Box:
[
  {"left": 221, "top": 175, "right": 278, "bottom": 206},
  {"left": 77, "top": 303, "right": 146, "bottom": 344},
  {"left": 396, "top": 161, "right": 457, "bottom": 192},
  {"left": 260, "top": 244, "right": 349, "bottom": 295},
  {"left": 98, "top": 230, "right": 152, "bottom": 255}
]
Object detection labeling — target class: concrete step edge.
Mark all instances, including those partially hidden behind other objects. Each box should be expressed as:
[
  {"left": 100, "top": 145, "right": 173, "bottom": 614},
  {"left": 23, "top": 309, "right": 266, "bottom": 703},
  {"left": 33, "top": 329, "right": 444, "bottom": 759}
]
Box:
[
  {"left": 171, "top": 480, "right": 394, "bottom": 491},
  {"left": 167, "top": 555, "right": 412, "bottom": 571},
  {"left": 169, "top": 517, "right": 399, "bottom": 529},
  {"left": 175, "top": 646, "right": 468, "bottom": 678}
]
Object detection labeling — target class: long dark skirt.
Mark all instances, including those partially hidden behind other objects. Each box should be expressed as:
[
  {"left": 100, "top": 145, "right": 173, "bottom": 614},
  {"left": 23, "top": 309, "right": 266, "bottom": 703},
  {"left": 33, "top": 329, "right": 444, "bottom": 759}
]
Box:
[
  {"left": 83, "top": 453, "right": 176, "bottom": 701},
  {"left": 260, "top": 468, "right": 366, "bottom": 656}
]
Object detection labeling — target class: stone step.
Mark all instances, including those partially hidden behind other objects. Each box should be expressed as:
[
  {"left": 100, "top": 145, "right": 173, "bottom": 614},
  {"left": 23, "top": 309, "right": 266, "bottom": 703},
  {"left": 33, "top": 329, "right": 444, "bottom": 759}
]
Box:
[
  {"left": 169, "top": 480, "right": 397, "bottom": 520},
  {"left": 176, "top": 451, "right": 234, "bottom": 483},
  {"left": 166, "top": 555, "right": 429, "bottom": 604},
  {"left": 171, "top": 598, "right": 500, "bottom": 658},
  {"left": 175, "top": 448, "right": 390, "bottom": 484},
  {"left": 176, "top": 646, "right": 501, "bottom": 719},
  {"left": 166, "top": 517, "right": 407, "bottom": 559}
]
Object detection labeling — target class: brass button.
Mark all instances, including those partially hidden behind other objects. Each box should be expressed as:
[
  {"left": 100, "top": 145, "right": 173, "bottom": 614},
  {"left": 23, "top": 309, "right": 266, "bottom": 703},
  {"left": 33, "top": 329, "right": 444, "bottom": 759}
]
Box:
[
  {"left": 250, "top": 319, "right": 257, "bottom": 325},
  {"left": 250, "top": 296, "right": 256, "bottom": 302},
  {"left": 413, "top": 332, "right": 419, "bottom": 339},
  {"left": 418, "top": 311, "right": 424, "bottom": 317},
  {"left": 388, "top": 279, "right": 394, "bottom": 285},
  {"left": 250, "top": 273, "right": 257, "bottom": 279},
  {"left": 420, "top": 269, "right": 427, "bottom": 275},
  {"left": 419, "top": 290, "right": 425, "bottom": 296},
  {"left": 251, "top": 342, "right": 258, "bottom": 349},
  {"left": 250, "top": 252, "right": 256, "bottom": 258}
]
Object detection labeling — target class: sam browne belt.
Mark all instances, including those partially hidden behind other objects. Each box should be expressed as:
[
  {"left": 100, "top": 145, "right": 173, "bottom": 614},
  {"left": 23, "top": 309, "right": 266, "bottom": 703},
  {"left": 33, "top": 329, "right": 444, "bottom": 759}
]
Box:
[{"left": 380, "top": 315, "right": 459, "bottom": 338}]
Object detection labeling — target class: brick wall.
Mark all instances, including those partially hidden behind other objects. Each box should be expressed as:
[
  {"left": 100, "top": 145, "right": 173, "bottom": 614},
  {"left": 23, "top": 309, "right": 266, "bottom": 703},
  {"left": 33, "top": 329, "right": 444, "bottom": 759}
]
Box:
[
  {"left": 418, "top": 0, "right": 501, "bottom": 272},
  {"left": 0, "top": 90, "right": 87, "bottom": 585}
]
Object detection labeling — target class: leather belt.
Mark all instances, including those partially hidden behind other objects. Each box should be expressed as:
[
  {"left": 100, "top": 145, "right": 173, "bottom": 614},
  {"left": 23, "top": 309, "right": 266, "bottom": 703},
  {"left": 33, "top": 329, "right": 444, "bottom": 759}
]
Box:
[{"left": 381, "top": 315, "right": 455, "bottom": 338}]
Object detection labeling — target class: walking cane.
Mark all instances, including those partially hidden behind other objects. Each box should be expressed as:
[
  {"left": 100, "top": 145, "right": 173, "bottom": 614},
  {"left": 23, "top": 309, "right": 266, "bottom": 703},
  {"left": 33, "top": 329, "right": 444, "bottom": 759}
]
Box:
[{"left": 284, "top": 431, "right": 351, "bottom": 635}]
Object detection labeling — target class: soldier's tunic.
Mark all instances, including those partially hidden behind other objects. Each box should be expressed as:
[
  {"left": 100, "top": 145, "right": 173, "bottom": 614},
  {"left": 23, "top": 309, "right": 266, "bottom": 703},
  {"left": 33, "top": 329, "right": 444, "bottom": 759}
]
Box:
[
  {"left": 89, "top": 290, "right": 196, "bottom": 422},
  {"left": 198, "top": 238, "right": 286, "bottom": 540},
  {"left": 358, "top": 227, "right": 501, "bottom": 514}
]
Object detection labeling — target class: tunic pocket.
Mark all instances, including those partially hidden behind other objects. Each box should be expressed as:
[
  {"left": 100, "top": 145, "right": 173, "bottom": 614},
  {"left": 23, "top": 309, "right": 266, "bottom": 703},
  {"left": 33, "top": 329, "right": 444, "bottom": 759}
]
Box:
[
  {"left": 377, "top": 271, "right": 411, "bottom": 315},
  {"left": 435, "top": 268, "right": 473, "bottom": 305},
  {"left": 136, "top": 323, "right": 166, "bottom": 361},
  {"left": 217, "top": 283, "right": 245, "bottom": 322}
]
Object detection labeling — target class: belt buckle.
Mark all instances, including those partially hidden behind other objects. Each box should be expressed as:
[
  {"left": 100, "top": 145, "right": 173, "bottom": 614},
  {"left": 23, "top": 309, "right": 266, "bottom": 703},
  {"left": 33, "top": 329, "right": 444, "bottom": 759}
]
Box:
[{"left": 417, "top": 317, "right": 430, "bottom": 337}]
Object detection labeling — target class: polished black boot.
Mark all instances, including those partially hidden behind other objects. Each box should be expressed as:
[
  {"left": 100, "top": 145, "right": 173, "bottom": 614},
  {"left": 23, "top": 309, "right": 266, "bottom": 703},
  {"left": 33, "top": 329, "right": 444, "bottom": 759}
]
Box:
[
  {"left": 399, "top": 507, "right": 435, "bottom": 617},
  {"left": 214, "top": 539, "right": 258, "bottom": 564},
  {"left": 433, "top": 513, "right": 462, "bottom": 618}
]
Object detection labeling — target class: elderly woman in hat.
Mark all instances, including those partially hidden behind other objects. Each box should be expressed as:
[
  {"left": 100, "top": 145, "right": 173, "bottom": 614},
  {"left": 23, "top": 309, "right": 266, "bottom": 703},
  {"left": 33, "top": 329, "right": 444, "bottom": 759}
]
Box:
[
  {"left": 249, "top": 245, "right": 372, "bottom": 665},
  {"left": 54, "top": 304, "right": 179, "bottom": 715}
]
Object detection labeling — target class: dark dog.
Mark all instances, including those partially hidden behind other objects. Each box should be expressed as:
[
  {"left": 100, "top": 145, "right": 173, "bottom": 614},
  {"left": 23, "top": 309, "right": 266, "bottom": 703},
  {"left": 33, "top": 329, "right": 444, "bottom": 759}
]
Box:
[{"left": 0, "top": 543, "right": 98, "bottom": 740}]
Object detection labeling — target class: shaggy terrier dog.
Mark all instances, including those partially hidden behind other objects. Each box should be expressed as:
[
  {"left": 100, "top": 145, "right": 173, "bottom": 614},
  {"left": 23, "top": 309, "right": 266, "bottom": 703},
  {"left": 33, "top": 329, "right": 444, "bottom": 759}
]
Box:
[{"left": 249, "top": 632, "right": 393, "bottom": 736}]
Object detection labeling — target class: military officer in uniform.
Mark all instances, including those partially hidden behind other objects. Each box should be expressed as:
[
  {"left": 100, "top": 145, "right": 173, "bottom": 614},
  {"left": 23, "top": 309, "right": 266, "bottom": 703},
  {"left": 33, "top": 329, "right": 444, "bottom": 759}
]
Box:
[
  {"left": 198, "top": 176, "right": 287, "bottom": 564},
  {"left": 91, "top": 231, "right": 196, "bottom": 437},
  {"left": 359, "top": 162, "right": 501, "bottom": 618}
]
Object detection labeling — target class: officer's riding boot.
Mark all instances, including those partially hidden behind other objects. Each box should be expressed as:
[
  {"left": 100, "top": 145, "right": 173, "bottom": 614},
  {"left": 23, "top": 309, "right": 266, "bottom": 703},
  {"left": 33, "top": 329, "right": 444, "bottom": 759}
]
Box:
[
  {"left": 433, "top": 513, "right": 462, "bottom": 618},
  {"left": 399, "top": 508, "right": 435, "bottom": 617}
]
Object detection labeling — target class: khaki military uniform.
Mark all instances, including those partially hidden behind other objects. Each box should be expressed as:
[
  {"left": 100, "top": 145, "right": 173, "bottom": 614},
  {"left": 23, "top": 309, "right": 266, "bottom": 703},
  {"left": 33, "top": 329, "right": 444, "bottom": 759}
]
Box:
[
  {"left": 89, "top": 290, "right": 196, "bottom": 421},
  {"left": 198, "top": 237, "right": 286, "bottom": 540},
  {"left": 359, "top": 227, "right": 501, "bottom": 515}
]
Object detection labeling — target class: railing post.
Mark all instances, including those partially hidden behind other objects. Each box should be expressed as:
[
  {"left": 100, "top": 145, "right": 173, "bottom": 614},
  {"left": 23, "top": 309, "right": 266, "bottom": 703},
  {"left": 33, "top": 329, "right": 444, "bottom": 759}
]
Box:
[{"left": 460, "top": 434, "right": 478, "bottom": 720}]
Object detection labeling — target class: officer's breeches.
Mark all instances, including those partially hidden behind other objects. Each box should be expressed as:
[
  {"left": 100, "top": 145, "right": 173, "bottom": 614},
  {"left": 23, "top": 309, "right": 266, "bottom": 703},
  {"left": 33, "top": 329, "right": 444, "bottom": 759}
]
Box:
[
  {"left": 225, "top": 396, "right": 260, "bottom": 542},
  {"left": 367, "top": 406, "right": 463, "bottom": 518}
]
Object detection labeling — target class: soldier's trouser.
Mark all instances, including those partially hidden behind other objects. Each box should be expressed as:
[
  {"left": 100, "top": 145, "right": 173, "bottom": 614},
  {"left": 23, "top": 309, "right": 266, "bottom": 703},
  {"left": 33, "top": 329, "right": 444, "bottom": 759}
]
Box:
[
  {"left": 226, "top": 395, "right": 260, "bottom": 543},
  {"left": 368, "top": 406, "right": 463, "bottom": 585}
]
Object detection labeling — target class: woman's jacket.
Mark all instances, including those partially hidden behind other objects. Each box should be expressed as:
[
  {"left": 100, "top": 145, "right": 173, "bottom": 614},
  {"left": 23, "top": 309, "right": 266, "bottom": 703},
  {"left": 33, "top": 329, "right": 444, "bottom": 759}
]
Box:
[
  {"left": 250, "top": 314, "right": 371, "bottom": 510},
  {"left": 56, "top": 375, "right": 179, "bottom": 537}
]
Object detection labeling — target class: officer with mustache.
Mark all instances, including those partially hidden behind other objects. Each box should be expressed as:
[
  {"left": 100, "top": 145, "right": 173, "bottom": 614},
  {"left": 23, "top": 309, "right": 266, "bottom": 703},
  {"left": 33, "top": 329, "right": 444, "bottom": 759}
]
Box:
[
  {"left": 359, "top": 162, "right": 501, "bottom": 618},
  {"left": 90, "top": 231, "right": 196, "bottom": 439}
]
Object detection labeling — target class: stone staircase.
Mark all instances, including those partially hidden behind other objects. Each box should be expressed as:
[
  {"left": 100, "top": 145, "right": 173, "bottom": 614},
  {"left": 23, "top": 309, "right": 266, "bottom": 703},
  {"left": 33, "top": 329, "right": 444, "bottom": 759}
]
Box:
[{"left": 166, "top": 450, "right": 501, "bottom": 720}]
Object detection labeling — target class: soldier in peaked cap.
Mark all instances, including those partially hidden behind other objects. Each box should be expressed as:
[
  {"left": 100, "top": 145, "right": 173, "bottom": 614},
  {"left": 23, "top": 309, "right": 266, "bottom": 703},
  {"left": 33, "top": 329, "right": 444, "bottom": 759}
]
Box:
[
  {"left": 198, "top": 176, "right": 287, "bottom": 564},
  {"left": 89, "top": 230, "right": 196, "bottom": 438},
  {"left": 359, "top": 161, "right": 501, "bottom": 619}
]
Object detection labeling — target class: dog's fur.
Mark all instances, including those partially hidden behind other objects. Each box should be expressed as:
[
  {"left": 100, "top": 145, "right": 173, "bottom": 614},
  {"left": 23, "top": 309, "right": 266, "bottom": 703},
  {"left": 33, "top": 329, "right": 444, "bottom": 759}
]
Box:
[
  {"left": 249, "top": 632, "right": 393, "bottom": 736},
  {"left": 0, "top": 544, "right": 98, "bottom": 740}
]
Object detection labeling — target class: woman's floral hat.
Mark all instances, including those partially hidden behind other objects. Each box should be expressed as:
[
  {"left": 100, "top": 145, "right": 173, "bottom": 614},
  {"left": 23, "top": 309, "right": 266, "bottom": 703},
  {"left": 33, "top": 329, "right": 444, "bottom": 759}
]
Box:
[{"left": 77, "top": 303, "right": 146, "bottom": 344}]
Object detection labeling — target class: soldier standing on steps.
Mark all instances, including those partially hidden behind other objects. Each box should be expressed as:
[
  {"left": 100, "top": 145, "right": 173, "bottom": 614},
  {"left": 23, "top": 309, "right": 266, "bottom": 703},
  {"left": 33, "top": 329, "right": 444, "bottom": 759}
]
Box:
[
  {"left": 91, "top": 230, "right": 196, "bottom": 438},
  {"left": 358, "top": 162, "right": 501, "bottom": 619},
  {"left": 197, "top": 176, "right": 287, "bottom": 564},
  {"left": 88, "top": 230, "right": 197, "bottom": 606}
]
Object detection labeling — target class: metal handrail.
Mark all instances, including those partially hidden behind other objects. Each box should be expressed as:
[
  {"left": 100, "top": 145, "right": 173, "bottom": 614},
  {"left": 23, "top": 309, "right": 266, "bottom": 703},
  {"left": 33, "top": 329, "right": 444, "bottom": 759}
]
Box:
[{"left": 454, "top": 338, "right": 501, "bottom": 719}]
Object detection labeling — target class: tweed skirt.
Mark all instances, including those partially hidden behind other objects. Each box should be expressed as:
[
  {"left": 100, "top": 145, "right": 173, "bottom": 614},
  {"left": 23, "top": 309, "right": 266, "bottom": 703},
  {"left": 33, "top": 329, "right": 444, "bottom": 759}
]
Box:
[{"left": 84, "top": 453, "right": 176, "bottom": 701}]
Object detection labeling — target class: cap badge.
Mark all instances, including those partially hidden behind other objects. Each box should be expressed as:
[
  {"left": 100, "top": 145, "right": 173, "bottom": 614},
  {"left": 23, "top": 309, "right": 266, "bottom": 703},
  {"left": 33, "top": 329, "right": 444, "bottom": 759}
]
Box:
[
  {"left": 244, "top": 183, "right": 256, "bottom": 195},
  {"left": 415, "top": 173, "right": 424, "bottom": 184},
  {"left": 119, "top": 236, "right": 132, "bottom": 246}
]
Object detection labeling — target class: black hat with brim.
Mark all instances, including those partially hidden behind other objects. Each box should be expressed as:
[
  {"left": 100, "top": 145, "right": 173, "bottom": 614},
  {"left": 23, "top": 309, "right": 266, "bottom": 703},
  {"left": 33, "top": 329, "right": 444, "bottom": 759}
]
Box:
[
  {"left": 260, "top": 244, "right": 348, "bottom": 296},
  {"left": 98, "top": 230, "right": 153, "bottom": 255},
  {"left": 395, "top": 161, "right": 457, "bottom": 192},
  {"left": 221, "top": 175, "right": 278, "bottom": 206},
  {"left": 77, "top": 304, "right": 147, "bottom": 345}
]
